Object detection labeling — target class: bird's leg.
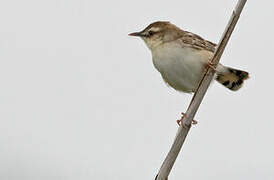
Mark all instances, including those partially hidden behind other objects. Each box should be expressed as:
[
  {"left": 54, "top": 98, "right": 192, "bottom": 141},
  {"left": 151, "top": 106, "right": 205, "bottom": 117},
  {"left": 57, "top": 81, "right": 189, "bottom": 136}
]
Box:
[
  {"left": 177, "top": 112, "right": 198, "bottom": 126},
  {"left": 204, "top": 61, "right": 217, "bottom": 72}
]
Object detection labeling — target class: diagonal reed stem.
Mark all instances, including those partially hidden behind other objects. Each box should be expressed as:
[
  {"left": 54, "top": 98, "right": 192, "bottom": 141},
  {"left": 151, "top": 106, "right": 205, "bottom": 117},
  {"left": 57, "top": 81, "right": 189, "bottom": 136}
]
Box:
[{"left": 156, "top": 1, "right": 247, "bottom": 179}]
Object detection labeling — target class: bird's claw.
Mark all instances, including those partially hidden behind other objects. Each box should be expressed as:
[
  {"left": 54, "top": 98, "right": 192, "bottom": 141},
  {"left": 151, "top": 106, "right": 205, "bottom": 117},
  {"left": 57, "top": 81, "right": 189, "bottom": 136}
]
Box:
[
  {"left": 206, "top": 61, "right": 217, "bottom": 72},
  {"left": 177, "top": 112, "right": 198, "bottom": 126}
]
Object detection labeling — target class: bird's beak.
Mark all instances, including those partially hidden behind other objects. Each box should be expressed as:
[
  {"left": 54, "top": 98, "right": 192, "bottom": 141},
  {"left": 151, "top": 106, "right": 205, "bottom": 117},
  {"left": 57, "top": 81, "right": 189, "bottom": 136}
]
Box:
[{"left": 128, "top": 31, "right": 143, "bottom": 37}]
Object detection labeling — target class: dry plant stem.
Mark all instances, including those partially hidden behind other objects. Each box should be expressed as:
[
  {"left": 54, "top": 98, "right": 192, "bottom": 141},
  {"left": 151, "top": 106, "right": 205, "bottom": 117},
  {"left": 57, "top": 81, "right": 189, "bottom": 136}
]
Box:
[{"left": 155, "top": 0, "right": 247, "bottom": 180}]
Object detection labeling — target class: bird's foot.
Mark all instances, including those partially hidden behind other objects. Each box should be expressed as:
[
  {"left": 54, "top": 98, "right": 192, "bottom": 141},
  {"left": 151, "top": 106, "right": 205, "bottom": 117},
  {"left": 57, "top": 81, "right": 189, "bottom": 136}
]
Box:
[
  {"left": 204, "top": 61, "right": 217, "bottom": 72},
  {"left": 177, "top": 112, "right": 198, "bottom": 126}
]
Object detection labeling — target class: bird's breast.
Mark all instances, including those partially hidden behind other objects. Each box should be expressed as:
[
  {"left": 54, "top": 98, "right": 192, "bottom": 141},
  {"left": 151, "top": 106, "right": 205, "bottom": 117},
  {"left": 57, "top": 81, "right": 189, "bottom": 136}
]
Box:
[{"left": 151, "top": 44, "right": 208, "bottom": 92}]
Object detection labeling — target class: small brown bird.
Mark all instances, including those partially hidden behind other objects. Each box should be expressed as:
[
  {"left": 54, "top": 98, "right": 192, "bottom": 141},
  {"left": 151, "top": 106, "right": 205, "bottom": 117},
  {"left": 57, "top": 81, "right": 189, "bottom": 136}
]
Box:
[{"left": 129, "top": 21, "right": 249, "bottom": 93}]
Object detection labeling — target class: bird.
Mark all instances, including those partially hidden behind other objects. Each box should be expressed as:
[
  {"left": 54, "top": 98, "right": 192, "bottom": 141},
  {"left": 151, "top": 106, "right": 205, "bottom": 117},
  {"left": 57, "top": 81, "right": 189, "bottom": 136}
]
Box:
[
  {"left": 129, "top": 21, "right": 249, "bottom": 125},
  {"left": 129, "top": 21, "right": 249, "bottom": 92}
]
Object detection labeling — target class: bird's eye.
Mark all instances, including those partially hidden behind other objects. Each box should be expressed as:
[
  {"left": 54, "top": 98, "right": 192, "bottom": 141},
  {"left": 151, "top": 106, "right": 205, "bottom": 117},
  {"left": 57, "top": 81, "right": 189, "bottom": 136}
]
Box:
[{"left": 148, "top": 31, "right": 154, "bottom": 36}]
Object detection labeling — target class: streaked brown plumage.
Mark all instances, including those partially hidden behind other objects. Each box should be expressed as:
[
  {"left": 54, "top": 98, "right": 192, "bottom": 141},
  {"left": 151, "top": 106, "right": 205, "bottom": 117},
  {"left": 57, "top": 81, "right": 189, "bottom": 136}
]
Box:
[{"left": 129, "top": 21, "right": 249, "bottom": 92}]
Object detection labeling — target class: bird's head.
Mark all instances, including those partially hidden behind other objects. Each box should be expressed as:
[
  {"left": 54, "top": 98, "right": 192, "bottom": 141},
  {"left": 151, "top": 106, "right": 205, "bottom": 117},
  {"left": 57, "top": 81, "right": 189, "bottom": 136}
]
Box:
[{"left": 129, "top": 21, "right": 184, "bottom": 50}]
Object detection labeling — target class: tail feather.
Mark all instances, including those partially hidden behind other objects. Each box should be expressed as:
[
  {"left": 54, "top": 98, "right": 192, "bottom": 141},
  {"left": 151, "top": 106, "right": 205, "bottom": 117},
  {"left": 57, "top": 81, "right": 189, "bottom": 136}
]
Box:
[{"left": 216, "top": 66, "right": 249, "bottom": 91}]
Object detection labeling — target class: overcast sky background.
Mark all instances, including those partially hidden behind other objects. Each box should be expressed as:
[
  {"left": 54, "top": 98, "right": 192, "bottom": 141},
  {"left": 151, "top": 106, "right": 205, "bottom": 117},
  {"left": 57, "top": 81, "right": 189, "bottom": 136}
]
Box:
[{"left": 0, "top": 0, "right": 273, "bottom": 180}]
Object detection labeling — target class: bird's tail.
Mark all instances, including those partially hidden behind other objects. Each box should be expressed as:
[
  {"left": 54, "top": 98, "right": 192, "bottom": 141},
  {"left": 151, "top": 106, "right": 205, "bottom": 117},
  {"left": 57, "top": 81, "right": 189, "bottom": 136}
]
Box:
[{"left": 215, "top": 65, "right": 249, "bottom": 91}]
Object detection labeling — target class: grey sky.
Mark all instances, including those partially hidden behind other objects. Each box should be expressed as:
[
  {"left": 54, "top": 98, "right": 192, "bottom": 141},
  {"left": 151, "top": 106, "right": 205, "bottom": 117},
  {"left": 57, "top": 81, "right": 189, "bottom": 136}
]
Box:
[{"left": 0, "top": 0, "right": 273, "bottom": 180}]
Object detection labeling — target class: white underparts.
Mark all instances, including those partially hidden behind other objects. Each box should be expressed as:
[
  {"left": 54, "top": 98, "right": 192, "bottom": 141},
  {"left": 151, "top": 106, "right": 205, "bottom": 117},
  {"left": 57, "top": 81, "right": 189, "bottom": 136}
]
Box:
[{"left": 151, "top": 41, "right": 219, "bottom": 92}]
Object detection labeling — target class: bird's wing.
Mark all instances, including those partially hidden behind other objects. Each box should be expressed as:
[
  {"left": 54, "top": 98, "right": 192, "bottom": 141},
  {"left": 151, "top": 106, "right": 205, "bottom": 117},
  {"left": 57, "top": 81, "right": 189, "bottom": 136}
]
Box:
[{"left": 179, "top": 31, "right": 217, "bottom": 52}]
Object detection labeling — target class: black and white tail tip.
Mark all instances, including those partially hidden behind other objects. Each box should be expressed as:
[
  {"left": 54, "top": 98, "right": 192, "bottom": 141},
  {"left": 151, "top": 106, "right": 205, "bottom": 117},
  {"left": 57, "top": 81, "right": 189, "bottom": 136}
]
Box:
[{"left": 216, "top": 67, "right": 249, "bottom": 91}]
